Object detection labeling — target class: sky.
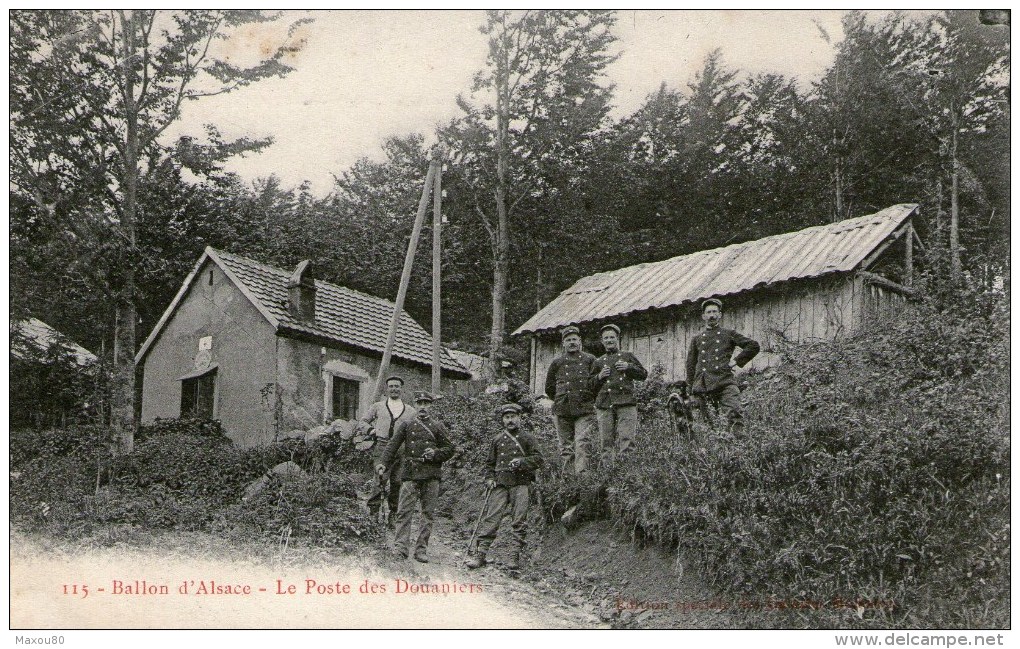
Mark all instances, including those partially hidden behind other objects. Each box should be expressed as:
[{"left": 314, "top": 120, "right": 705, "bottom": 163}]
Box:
[{"left": 165, "top": 10, "right": 850, "bottom": 195}]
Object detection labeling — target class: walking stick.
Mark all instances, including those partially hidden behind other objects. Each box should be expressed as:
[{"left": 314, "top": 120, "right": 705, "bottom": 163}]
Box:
[{"left": 468, "top": 484, "right": 494, "bottom": 554}]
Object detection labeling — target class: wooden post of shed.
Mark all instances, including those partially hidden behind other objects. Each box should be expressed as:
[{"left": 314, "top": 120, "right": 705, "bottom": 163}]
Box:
[
  {"left": 904, "top": 221, "right": 914, "bottom": 287},
  {"left": 529, "top": 335, "right": 537, "bottom": 394}
]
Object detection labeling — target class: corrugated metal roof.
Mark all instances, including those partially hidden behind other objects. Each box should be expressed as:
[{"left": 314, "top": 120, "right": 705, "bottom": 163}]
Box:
[
  {"left": 514, "top": 204, "right": 917, "bottom": 335},
  {"left": 11, "top": 318, "right": 98, "bottom": 365},
  {"left": 211, "top": 249, "right": 468, "bottom": 376}
]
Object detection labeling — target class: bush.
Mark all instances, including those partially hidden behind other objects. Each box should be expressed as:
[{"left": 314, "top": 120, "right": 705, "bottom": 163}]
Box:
[
  {"left": 211, "top": 472, "right": 379, "bottom": 550},
  {"left": 10, "top": 418, "right": 380, "bottom": 550},
  {"left": 598, "top": 280, "right": 1010, "bottom": 627}
]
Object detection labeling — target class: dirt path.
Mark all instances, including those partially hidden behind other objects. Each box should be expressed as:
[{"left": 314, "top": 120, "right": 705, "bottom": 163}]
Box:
[
  {"left": 9, "top": 525, "right": 596, "bottom": 629},
  {"left": 411, "top": 517, "right": 603, "bottom": 629}
]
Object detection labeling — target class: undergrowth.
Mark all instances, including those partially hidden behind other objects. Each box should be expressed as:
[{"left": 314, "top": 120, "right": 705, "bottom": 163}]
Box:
[{"left": 10, "top": 417, "right": 379, "bottom": 550}]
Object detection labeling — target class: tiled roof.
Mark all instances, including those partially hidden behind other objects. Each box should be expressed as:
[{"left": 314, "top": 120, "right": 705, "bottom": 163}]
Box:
[
  {"left": 137, "top": 248, "right": 469, "bottom": 377},
  {"left": 11, "top": 318, "right": 98, "bottom": 365},
  {"left": 514, "top": 204, "right": 918, "bottom": 335}
]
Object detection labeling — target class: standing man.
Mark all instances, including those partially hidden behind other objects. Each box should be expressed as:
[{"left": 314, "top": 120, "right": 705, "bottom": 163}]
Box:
[
  {"left": 377, "top": 391, "right": 455, "bottom": 563},
  {"left": 685, "top": 298, "right": 760, "bottom": 434},
  {"left": 361, "top": 376, "right": 416, "bottom": 520},
  {"left": 589, "top": 324, "right": 648, "bottom": 457},
  {"left": 543, "top": 325, "right": 597, "bottom": 474},
  {"left": 466, "top": 403, "right": 543, "bottom": 571}
]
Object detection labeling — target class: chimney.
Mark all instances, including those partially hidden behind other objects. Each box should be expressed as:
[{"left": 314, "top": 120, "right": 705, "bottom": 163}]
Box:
[{"left": 287, "top": 260, "right": 316, "bottom": 323}]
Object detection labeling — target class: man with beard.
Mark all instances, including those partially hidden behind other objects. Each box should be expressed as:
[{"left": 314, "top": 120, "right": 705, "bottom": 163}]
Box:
[
  {"left": 361, "top": 375, "right": 416, "bottom": 520},
  {"left": 377, "top": 391, "right": 455, "bottom": 563},
  {"left": 543, "top": 325, "right": 597, "bottom": 475},
  {"left": 686, "top": 298, "right": 760, "bottom": 434},
  {"left": 465, "top": 403, "right": 544, "bottom": 571},
  {"left": 589, "top": 324, "right": 648, "bottom": 457}
]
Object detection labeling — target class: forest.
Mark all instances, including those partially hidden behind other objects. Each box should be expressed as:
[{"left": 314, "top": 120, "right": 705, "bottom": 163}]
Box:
[{"left": 10, "top": 10, "right": 1009, "bottom": 431}]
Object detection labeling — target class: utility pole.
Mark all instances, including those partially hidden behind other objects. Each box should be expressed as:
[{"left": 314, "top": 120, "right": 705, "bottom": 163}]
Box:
[
  {"left": 431, "top": 152, "right": 444, "bottom": 394},
  {"left": 373, "top": 156, "right": 439, "bottom": 399}
]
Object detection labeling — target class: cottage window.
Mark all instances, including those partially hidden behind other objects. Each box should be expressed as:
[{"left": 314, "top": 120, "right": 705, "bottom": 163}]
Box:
[
  {"left": 181, "top": 368, "right": 216, "bottom": 419},
  {"left": 322, "top": 359, "right": 369, "bottom": 422},
  {"left": 331, "top": 377, "right": 360, "bottom": 421}
]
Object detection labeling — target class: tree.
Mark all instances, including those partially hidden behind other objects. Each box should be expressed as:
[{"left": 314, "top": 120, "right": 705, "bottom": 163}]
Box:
[
  {"left": 901, "top": 11, "right": 1009, "bottom": 281},
  {"left": 443, "top": 10, "right": 618, "bottom": 378},
  {"left": 603, "top": 50, "right": 752, "bottom": 257},
  {"left": 10, "top": 10, "right": 303, "bottom": 451},
  {"left": 804, "top": 12, "right": 936, "bottom": 224}
]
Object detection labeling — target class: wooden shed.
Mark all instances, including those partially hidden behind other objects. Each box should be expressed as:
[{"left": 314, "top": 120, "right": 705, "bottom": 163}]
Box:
[{"left": 514, "top": 204, "right": 922, "bottom": 393}]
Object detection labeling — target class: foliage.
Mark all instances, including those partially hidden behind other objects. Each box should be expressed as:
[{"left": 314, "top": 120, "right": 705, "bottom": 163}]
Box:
[
  {"left": 10, "top": 10, "right": 303, "bottom": 436},
  {"left": 210, "top": 472, "right": 379, "bottom": 550},
  {"left": 10, "top": 11, "right": 1008, "bottom": 375},
  {"left": 596, "top": 282, "right": 1009, "bottom": 627},
  {"left": 11, "top": 418, "right": 378, "bottom": 549},
  {"left": 442, "top": 10, "right": 619, "bottom": 373},
  {"left": 9, "top": 327, "right": 107, "bottom": 429}
]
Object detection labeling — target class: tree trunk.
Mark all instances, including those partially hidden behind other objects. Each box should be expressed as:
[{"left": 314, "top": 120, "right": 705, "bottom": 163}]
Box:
[
  {"left": 934, "top": 178, "right": 944, "bottom": 240},
  {"left": 487, "top": 23, "right": 511, "bottom": 381},
  {"left": 949, "top": 111, "right": 961, "bottom": 283},
  {"left": 112, "top": 11, "right": 138, "bottom": 453},
  {"left": 535, "top": 244, "right": 544, "bottom": 312},
  {"left": 833, "top": 127, "right": 844, "bottom": 223}
]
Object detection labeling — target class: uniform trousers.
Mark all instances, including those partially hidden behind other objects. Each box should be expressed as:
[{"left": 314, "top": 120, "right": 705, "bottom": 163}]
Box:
[
  {"left": 692, "top": 384, "right": 744, "bottom": 432},
  {"left": 367, "top": 449, "right": 401, "bottom": 516},
  {"left": 595, "top": 404, "right": 639, "bottom": 455},
  {"left": 553, "top": 414, "right": 594, "bottom": 474},
  {"left": 393, "top": 478, "right": 439, "bottom": 556},
  {"left": 475, "top": 484, "right": 530, "bottom": 556}
]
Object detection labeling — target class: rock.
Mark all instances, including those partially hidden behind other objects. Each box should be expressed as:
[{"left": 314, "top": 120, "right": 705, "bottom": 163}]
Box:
[
  {"left": 560, "top": 506, "right": 578, "bottom": 528},
  {"left": 271, "top": 461, "right": 305, "bottom": 479},
  {"left": 306, "top": 424, "right": 327, "bottom": 440},
  {"left": 329, "top": 419, "right": 356, "bottom": 439}
]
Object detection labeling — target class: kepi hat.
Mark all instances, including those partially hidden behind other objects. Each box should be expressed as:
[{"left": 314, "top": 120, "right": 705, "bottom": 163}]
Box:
[
  {"left": 599, "top": 323, "right": 621, "bottom": 336},
  {"left": 701, "top": 298, "right": 723, "bottom": 312},
  {"left": 560, "top": 325, "right": 581, "bottom": 340},
  {"left": 498, "top": 403, "right": 524, "bottom": 415}
]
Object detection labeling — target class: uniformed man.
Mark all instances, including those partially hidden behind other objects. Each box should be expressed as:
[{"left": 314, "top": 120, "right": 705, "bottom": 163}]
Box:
[
  {"left": 685, "top": 298, "right": 760, "bottom": 434},
  {"left": 466, "top": 403, "right": 543, "bottom": 571},
  {"left": 543, "top": 325, "right": 597, "bottom": 474},
  {"left": 589, "top": 324, "right": 648, "bottom": 457},
  {"left": 361, "top": 375, "right": 416, "bottom": 519},
  {"left": 377, "top": 391, "right": 456, "bottom": 562}
]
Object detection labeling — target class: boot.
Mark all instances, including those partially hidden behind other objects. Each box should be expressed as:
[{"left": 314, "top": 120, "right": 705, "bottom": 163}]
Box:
[
  {"left": 413, "top": 549, "right": 429, "bottom": 564},
  {"left": 465, "top": 553, "right": 486, "bottom": 569},
  {"left": 506, "top": 552, "right": 520, "bottom": 571}
]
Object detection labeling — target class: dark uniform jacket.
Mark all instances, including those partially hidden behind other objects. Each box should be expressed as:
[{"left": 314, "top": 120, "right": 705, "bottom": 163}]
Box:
[
  {"left": 485, "top": 429, "right": 543, "bottom": 487},
  {"left": 685, "top": 325, "right": 760, "bottom": 394},
  {"left": 589, "top": 351, "right": 648, "bottom": 409},
  {"left": 544, "top": 352, "right": 597, "bottom": 417},
  {"left": 381, "top": 416, "right": 455, "bottom": 482}
]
